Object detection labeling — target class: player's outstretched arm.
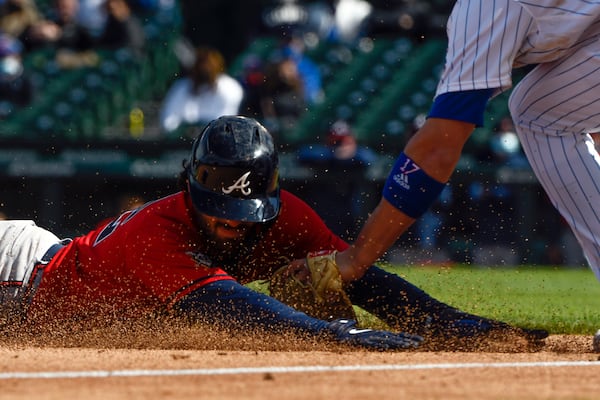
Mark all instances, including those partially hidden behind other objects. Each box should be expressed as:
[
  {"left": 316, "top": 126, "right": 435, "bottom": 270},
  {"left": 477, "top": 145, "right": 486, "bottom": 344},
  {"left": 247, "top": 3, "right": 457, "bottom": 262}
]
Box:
[
  {"left": 337, "top": 117, "right": 475, "bottom": 281},
  {"left": 173, "top": 280, "right": 422, "bottom": 351}
]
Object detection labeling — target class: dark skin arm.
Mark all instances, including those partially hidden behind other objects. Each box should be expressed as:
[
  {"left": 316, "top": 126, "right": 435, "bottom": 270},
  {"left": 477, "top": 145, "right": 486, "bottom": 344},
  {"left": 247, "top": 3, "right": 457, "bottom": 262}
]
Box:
[{"left": 336, "top": 117, "right": 476, "bottom": 282}]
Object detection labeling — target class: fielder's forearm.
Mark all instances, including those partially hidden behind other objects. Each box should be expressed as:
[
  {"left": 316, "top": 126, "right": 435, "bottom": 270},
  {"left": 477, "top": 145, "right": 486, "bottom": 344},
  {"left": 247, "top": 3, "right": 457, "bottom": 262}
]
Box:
[
  {"left": 337, "top": 199, "right": 415, "bottom": 281},
  {"left": 337, "top": 118, "right": 475, "bottom": 282},
  {"left": 405, "top": 118, "right": 475, "bottom": 182}
]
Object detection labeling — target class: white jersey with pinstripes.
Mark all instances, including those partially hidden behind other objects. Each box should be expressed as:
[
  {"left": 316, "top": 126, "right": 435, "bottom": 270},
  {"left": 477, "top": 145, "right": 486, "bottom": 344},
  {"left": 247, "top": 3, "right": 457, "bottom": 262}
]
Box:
[{"left": 435, "top": 0, "right": 600, "bottom": 278}]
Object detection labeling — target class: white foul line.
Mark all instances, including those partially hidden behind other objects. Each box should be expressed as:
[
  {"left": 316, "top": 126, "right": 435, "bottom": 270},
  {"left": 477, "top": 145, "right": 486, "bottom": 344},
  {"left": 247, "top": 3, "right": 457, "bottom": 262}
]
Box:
[{"left": 1, "top": 360, "right": 599, "bottom": 380}]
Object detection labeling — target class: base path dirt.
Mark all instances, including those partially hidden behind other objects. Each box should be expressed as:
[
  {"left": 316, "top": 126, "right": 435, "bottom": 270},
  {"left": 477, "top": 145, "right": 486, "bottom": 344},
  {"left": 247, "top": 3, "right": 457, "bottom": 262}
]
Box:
[{"left": 1, "top": 333, "right": 599, "bottom": 400}]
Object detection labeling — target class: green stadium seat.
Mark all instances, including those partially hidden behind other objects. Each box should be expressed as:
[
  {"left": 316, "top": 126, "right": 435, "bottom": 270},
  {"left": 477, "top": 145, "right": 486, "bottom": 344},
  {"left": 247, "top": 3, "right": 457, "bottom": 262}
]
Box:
[
  {"left": 352, "top": 39, "right": 447, "bottom": 145},
  {"left": 0, "top": 1, "right": 184, "bottom": 143},
  {"left": 370, "top": 63, "right": 392, "bottom": 81},
  {"left": 0, "top": 100, "right": 15, "bottom": 120},
  {"left": 288, "top": 38, "right": 394, "bottom": 144},
  {"left": 384, "top": 119, "right": 406, "bottom": 136},
  {"left": 34, "top": 114, "right": 56, "bottom": 135}
]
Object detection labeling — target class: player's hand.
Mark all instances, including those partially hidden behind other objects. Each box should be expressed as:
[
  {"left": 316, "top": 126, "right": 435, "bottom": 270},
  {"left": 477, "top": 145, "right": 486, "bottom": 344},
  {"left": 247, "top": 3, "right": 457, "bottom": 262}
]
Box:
[
  {"left": 275, "top": 258, "right": 310, "bottom": 284},
  {"left": 325, "top": 319, "right": 423, "bottom": 351},
  {"left": 335, "top": 248, "right": 369, "bottom": 283},
  {"left": 269, "top": 251, "right": 357, "bottom": 321}
]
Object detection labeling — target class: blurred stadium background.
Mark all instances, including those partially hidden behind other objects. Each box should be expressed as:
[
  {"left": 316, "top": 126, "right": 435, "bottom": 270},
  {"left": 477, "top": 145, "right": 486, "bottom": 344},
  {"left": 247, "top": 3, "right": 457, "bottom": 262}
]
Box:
[{"left": 0, "top": 0, "right": 586, "bottom": 267}]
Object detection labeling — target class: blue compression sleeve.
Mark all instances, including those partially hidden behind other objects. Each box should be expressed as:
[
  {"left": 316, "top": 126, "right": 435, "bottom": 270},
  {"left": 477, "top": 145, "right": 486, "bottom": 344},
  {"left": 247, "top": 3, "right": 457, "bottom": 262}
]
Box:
[
  {"left": 382, "top": 153, "right": 446, "bottom": 218},
  {"left": 173, "top": 280, "right": 328, "bottom": 335},
  {"left": 428, "top": 89, "right": 494, "bottom": 126}
]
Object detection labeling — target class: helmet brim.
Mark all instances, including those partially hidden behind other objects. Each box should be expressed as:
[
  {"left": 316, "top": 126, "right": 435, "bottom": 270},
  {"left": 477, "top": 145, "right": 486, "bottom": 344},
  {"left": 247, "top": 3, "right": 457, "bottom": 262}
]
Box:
[{"left": 189, "top": 180, "right": 280, "bottom": 223}]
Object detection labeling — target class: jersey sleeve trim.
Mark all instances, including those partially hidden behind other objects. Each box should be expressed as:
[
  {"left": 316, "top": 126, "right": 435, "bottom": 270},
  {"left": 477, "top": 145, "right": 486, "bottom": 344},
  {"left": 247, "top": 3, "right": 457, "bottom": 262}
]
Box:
[{"left": 428, "top": 89, "right": 494, "bottom": 126}]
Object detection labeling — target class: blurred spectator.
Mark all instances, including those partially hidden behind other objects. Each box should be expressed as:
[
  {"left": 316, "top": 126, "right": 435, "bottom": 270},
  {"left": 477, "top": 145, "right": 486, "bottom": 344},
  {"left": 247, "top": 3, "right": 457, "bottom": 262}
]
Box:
[
  {"left": 297, "top": 120, "right": 377, "bottom": 240},
  {"left": 298, "top": 119, "right": 377, "bottom": 166},
  {"left": 159, "top": 46, "right": 244, "bottom": 135},
  {"left": 279, "top": 33, "right": 323, "bottom": 105},
  {"left": 0, "top": 33, "right": 34, "bottom": 109},
  {"left": 303, "top": 1, "right": 336, "bottom": 41},
  {"left": 76, "top": 0, "right": 107, "bottom": 37},
  {"left": 331, "top": 0, "right": 372, "bottom": 44},
  {"left": 21, "top": 0, "right": 98, "bottom": 68},
  {"left": 236, "top": 27, "right": 323, "bottom": 123},
  {"left": 238, "top": 54, "right": 265, "bottom": 119},
  {"left": 22, "top": 0, "right": 94, "bottom": 51},
  {"left": 98, "top": 0, "right": 146, "bottom": 57},
  {"left": 258, "top": 56, "right": 307, "bottom": 138},
  {"left": 0, "top": 0, "right": 43, "bottom": 41}
]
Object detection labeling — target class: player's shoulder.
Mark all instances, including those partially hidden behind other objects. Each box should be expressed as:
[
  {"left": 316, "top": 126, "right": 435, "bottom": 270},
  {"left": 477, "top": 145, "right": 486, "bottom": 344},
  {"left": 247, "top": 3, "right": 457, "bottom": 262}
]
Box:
[
  {"left": 279, "top": 189, "right": 306, "bottom": 207},
  {"left": 121, "top": 192, "right": 188, "bottom": 226},
  {"left": 278, "top": 189, "right": 322, "bottom": 221},
  {"left": 90, "top": 192, "right": 191, "bottom": 245}
]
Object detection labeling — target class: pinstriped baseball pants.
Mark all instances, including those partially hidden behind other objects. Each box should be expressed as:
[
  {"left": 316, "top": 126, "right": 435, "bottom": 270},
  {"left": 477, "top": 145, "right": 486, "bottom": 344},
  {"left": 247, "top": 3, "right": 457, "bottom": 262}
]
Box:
[{"left": 0, "top": 220, "right": 61, "bottom": 319}]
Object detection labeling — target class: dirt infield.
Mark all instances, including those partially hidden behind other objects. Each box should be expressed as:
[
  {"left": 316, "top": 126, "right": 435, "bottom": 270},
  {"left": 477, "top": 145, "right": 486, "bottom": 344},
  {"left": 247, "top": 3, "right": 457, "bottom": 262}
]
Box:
[{"left": 1, "top": 328, "right": 600, "bottom": 400}]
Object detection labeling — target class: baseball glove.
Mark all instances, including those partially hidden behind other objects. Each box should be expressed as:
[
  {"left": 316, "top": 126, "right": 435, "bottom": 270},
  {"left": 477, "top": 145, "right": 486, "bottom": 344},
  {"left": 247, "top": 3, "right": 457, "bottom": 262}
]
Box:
[{"left": 269, "top": 250, "right": 356, "bottom": 321}]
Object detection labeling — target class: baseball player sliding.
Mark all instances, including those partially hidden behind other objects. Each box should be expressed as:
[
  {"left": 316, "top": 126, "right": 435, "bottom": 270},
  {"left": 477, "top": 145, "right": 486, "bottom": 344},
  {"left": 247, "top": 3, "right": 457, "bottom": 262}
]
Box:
[
  {"left": 333, "top": 1, "right": 600, "bottom": 285},
  {"left": 0, "top": 116, "right": 545, "bottom": 351}
]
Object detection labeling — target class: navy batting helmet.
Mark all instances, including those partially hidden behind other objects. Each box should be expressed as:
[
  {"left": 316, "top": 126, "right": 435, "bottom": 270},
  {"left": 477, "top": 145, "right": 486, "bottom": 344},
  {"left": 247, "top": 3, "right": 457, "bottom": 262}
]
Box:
[{"left": 187, "top": 116, "right": 280, "bottom": 223}]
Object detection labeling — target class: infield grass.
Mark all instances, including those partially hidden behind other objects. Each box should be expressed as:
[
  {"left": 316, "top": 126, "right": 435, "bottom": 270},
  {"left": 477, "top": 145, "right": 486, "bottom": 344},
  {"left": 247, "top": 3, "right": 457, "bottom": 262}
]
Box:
[{"left": 376, "top": 263, "right": 600, "bottom": 335}]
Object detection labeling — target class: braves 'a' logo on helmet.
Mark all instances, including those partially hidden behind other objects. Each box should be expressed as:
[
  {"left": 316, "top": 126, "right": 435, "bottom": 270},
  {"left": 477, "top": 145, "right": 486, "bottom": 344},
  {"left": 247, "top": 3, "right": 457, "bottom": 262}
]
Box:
[{"left": 222, "top": 171, "right": 252, "bottom": 196}]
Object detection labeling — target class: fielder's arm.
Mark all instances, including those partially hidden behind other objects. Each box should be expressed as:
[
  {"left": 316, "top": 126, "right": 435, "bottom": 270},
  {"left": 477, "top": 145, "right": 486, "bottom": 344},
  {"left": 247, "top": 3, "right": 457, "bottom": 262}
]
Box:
[{"left": 336, "top": 117, "right": 475, "bottom": 282}]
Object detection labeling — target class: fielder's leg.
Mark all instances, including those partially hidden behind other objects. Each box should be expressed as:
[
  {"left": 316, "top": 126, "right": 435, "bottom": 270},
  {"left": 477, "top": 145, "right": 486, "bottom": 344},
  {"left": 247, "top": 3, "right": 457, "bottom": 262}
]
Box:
[
  {"left": 515, "top": 129, "right": 600, "bottom": 278},
  {"left": 509, "top": 54, "right": 600, "bottom": 280}
]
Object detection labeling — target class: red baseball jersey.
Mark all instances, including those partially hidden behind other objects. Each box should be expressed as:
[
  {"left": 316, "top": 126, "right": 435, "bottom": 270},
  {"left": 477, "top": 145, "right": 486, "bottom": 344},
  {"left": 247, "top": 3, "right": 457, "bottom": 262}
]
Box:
[{"left": 28, "top": 190, "right": 348, "bottom": 323}]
